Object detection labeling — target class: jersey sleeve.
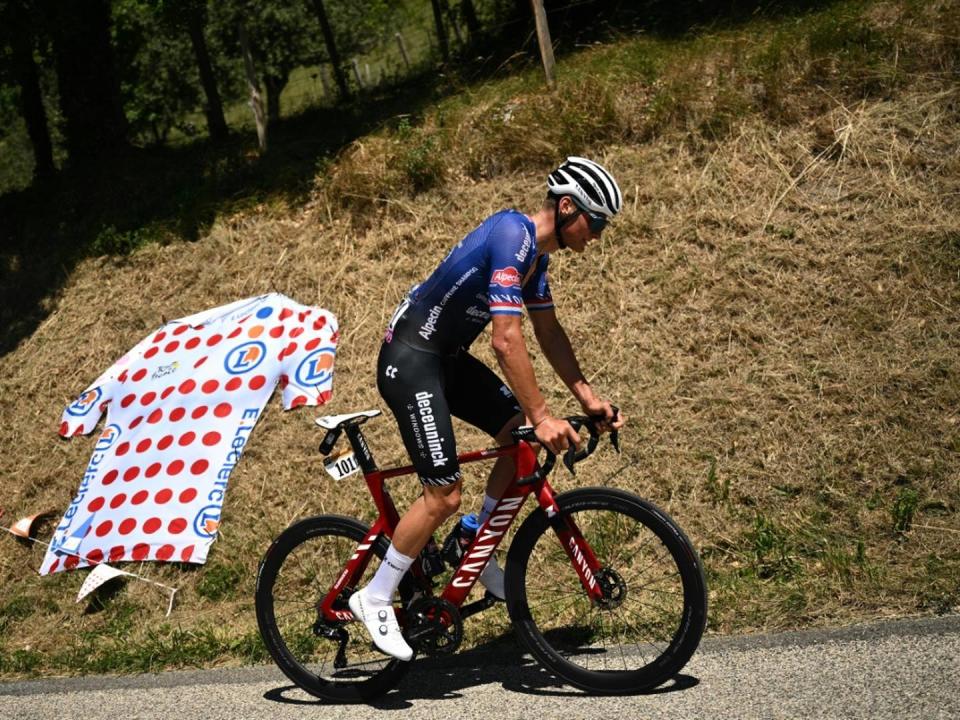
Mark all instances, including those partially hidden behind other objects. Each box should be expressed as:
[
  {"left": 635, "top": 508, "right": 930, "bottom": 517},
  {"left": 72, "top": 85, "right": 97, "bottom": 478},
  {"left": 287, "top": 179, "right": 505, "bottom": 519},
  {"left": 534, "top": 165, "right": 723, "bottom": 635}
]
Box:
[
  {"left": 522, "top": 255, "right": 554, "bottom": 312},
  {"left": 279, "top": 308, "right": 340, "bottom": 409},
  {"left": 487, "top": 215, "right": 536, "bottom": 317}
]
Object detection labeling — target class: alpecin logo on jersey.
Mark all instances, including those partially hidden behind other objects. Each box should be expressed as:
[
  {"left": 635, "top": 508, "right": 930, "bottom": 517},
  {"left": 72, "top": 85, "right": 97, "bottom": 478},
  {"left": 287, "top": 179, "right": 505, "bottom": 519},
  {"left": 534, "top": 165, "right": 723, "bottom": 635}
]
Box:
[
  {"left": 95, "top": 424, "right": 122, "bottom": 452},
  {"left": 491, "top": 267, "right": 521, "bottom": 288},
  {"left": 295, "top": 347, "right": 335, "bottom": 386},
  {"left": 66, "top": 388, "right": 102, "bottom": 417},
  {"left": 193, "top": 505, "right": 221, "bottom": 538},
  {"left": 224, "top": 341, "right": 266, "bottom": 375}
]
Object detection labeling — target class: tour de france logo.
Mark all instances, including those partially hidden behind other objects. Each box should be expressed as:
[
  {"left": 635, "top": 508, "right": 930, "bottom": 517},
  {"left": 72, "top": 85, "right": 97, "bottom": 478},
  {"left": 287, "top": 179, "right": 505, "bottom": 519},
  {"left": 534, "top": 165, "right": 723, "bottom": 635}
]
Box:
[
  {"left": 224, "top": 341, "right": 266, "bottom": 375},
  {"left": 295, "top": 347, "right": 336, "bottom": 387},
  {"left": 66, "top": 387, "right": 103, "bottom": 417}
]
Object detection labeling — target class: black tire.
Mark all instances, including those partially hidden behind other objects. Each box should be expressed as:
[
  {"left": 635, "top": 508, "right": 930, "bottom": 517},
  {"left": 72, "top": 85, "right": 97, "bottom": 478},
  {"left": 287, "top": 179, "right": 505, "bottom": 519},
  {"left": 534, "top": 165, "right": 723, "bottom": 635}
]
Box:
[
  {"left": 255, "top": 515, "right": 410, "bottom": 702},
  {"left": 505, "top": 488, "right": 707, "bottom": 694}
]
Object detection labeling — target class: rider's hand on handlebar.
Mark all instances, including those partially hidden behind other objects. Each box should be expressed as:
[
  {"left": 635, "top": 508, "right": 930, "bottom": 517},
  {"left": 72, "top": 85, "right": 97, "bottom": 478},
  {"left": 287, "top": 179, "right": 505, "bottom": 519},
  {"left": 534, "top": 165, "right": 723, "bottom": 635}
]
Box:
[
  {"left": 579, "top": 397, "right": 626, "bottom": 434},
  {"left": 533, "top": 416, "right": 582, "bottom": 456}
]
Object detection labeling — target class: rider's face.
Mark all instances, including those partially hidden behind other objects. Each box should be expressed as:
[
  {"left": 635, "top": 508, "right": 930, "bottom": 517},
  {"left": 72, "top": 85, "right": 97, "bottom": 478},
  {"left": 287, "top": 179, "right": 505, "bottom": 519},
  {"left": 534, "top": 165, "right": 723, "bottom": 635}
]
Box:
[{"left": 558, "top": 198, "right": 603, "bottom": 252}]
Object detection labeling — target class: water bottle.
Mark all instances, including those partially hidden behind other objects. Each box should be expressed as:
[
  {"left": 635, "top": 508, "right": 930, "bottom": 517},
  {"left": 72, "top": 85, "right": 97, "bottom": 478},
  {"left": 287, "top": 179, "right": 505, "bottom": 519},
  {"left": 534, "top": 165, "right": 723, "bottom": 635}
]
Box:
[{"left": 442, "top": 513, "right": 480, "bottom": 567}]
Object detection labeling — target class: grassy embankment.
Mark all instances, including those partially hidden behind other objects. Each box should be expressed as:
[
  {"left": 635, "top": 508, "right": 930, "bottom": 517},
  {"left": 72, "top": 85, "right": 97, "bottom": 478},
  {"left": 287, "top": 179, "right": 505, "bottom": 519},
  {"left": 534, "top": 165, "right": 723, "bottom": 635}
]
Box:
[{"left": 1, "top": 0, "right": 958, "bottom": 677}]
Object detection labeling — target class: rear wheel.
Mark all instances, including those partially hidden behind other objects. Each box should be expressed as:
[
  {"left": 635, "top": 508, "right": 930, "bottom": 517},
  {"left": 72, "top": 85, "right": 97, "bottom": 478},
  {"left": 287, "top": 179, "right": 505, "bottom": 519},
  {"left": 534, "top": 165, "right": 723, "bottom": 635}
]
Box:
[
  {"left": 505, "top": 488, "right": 707, "bottom": 694},
  {"left": 255, "top": 515, "right": 410, "bottom": 702}
]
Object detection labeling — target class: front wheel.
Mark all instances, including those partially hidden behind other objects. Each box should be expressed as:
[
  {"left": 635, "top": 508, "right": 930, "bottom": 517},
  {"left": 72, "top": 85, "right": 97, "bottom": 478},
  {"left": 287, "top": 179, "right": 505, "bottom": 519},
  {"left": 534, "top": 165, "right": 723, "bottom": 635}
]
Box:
[
  {"left": 505, "top": 488, "right": 707, "bottom": 694},
  {"left": 255, "top": 515, "right": 410, "bottom": 702}
]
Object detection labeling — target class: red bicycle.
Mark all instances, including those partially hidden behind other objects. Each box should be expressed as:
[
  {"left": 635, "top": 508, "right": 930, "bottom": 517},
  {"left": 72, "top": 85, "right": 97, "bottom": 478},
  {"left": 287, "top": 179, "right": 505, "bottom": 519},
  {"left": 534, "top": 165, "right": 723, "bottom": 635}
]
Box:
[{"left": 254, "top": 409, "right": 707, "bottom": 702}]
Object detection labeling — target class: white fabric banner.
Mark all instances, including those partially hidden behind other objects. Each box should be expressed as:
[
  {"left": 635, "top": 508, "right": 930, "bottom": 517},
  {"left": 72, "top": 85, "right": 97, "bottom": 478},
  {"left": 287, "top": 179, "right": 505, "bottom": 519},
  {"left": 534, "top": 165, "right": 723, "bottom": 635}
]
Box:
[
  {"left": 76, "top": 563, "right": 133, "bottom": 603},
  {"left": 41, "top": 293, "right": 338, "bottom": 575}
]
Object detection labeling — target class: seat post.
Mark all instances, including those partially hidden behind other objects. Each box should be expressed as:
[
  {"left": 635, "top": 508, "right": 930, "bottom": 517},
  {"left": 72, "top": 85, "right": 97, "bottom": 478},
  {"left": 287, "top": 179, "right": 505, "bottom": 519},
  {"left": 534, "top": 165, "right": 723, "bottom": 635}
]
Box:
[{"left": 344, "top": 424, "right": 377, "bottom": 473}]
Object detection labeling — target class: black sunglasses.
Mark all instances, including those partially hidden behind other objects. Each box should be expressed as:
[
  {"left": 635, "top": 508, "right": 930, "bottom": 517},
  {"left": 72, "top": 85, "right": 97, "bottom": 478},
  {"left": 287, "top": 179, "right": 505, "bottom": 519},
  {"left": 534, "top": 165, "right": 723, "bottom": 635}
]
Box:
[{"left": 570, "top": 198, "right": 608, "bottom": 233}]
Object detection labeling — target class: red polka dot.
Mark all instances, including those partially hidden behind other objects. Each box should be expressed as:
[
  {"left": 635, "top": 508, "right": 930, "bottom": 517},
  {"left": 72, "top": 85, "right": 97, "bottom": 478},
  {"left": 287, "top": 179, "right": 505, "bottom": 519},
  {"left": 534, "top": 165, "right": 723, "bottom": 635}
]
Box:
[
  {"left": 145, "top": 462, "right": 162, "bottom": 478},
  {"left": 185, "top": 336, "right": 201, "bottom": 349},
  {"left": 103, "top": 469, "right": 119, "bottom": 485},
  {"left": 160, "top": 385, "right": 175, "bottom": 400},
  {"left": 167, "top": 459, "right": 184, "bottom": 475},
  {"left": 153, "top": 331, "right": 166, "bottom": 343},
  {"left": 178, "top": 431, "right": 196, "bottom": 447},
  {"left": 170, "top": 407, "right": 186, "bottom": 422},
  {"left": 318, "top": 390, "right": 332, "bottom": 404},
  {"left": 164, "top": 340, "right": 180, "bottom": 353},
  {"left": 65, "top": 555, "right": 80, "bottom": 570},
  {"left": 131, "top": 490, "right": 149, "bottom": 505},
  {"left": 95, "top": 520, "right": 113, "bottom": 537},
  {"left": 290, "top": 327, "right": 304, "bottom": 338},
  {"left": 109, "top": 493, "right": 127, "bottom": 509},
  {"left": 202, "top": 379, "right": 219, "bottom": 394},
  {"left": 168, "top": 518, "right": 187, "bottom": 534},
  {"left": 121, "top": 394, "right": 136, "bottom": 408},
  {"left": 269, "top": 326, "right": 284, "bottom": 338},
  {"left": 115, "top": 441, "right": 131, "bottom": 456},
  {"left": 179, "top": 488, "right": 197, "bottom": 503},
  {"left": 206, "top": 334, "right": 222, "bottom": 347},
  {"left": 279, "top": 308, "right": 293, "bottom": 320},
  {"left": 128, "top": 415, "right": 144, "bottom": 429},
  {"left": 249, "top": 375, "right": 267, "bottom": 391},
  {"left": 155, "top": 488, "right": 173, "bottom": 504},
  {"left": 123, "top": 466, "right": 140, "bottom": 482},
  {"left": 132, "top": 543, "right": 150, "bottom": 560},
  {"left": 305, "top": 338, "right": 321, "bottom": 351},
  {"left": 179, "top": 379, "right": 196, "bottom": 394},
  {"left": 143, "top": 518, "right": 162, "bottom": 534},
  {"left": 225, "top": 377, "right": 242, "bottom": 391},
  {"left": 109, "top": 545, "right": 125, "bottom": 561},
  {"left": 132, "top": 368, "right": 148, "bottom": 382},
  {"left": 192, "top": 405, "right": 208, "bottom": 420},
  {"left": 279, "top": 374, "right": 289, "bottom": 388},
  {"left": 136, "top": 438, "right": 152, "bottom": 453},
  {"left": 180, "top": 545, "right": 194, "bottom": 562},
  {"left": 117, "top": 371, "right": 129, "bottom": 383},
  {"left": 191, "top": 459, "right": 209, "bottom": 475},
  {"left": 228, "top": 326, "right": 242, "bottom": 339},
  {"left": 285, "top": 342, "right": 298, "bottom": 356},
  {"left": 157, "top": 434, "right": 174, "bottom": 450},
  {"left": 144, "top": 346, "right": 159, "bottom": 359},
  {"left": 88, "top": 496, "right": 105, "bottom": 512},
  {"left": 147, "top": 408, "right": 163, "bottom": 424},
  {"left": 291, "top": 395, "right": 308, "bottom": 408},
  {"left": 86, "top": 549, "right": 104, "bottom": 564},
  {"left": 214, "top": 403, "right": 232, "bottom": 418},
  {"left": 173, "top": 324, "right": 189, "bottom": 336},
  {"left": 313, "top": 317, "right": 327, "bottom": 330},
  {"left": 194, "top": 356, "right": 208, "bottom": 369},
  {"left": 59, "top": 421, "right": 69, "bottom": 436},
  {"left": 156, "top": 544, "right": 175, "bottom": 561},
  {"left": 202, "top": 431, "right": 221, "bottom": 446},
  {"left": 49, "top": 559, "right": 61, "bottom": 573},
  {"left": 140, "top": 391, "right": 157, "bottom": 406},
  {"left": 72, "top": 425, "right": 85, "bottom": 437},
  {"left": 120, "top": 518, "right": 138, "bottom": 535},
  {"left": 83, "top": 524, "right": 93, "bottom": 538}
]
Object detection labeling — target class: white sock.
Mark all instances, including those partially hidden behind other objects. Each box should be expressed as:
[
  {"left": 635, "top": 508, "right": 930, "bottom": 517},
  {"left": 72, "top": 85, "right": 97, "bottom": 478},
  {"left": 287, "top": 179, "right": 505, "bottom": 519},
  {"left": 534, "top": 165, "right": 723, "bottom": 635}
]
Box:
[
  {"left": 366, "top": 544, "right": 415, "bottom": 605},
  {"left": 477, "top": 493, "right": 499, "bottom": 526}
]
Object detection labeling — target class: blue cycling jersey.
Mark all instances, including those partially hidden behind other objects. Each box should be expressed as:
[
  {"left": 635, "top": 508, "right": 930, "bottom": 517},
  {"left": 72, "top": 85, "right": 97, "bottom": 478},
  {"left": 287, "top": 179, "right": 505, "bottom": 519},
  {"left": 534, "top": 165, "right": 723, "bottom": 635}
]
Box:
[{"left": 386, "top": 210, "right": 553, "bottom": 355}]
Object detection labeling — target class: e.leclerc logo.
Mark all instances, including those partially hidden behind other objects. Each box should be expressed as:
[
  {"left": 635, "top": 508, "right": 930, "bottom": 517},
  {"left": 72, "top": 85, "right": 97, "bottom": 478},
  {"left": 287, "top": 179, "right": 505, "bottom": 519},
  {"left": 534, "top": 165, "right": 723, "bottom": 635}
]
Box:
[
  {"left": 66, "top": 387, "right": 102, "bottom": 417},
  {"left": 193, "top": 505, "right": 221, "bottom": 538},
  {"left": 95, "top": 424, "right": 122, "bottom": 452},
  {"left": 295, "top": 347, "right": 335, "bottom": 387},
  {"left": 224, "top": 341, "right": 266, "bottom": 375}
]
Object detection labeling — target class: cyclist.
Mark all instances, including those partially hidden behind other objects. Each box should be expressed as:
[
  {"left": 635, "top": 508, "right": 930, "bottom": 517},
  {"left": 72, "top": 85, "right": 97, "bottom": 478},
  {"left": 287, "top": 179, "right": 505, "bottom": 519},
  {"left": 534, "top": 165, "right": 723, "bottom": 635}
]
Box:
[{"left": 349, "top": 157, "right": 627, "bottom": 660}]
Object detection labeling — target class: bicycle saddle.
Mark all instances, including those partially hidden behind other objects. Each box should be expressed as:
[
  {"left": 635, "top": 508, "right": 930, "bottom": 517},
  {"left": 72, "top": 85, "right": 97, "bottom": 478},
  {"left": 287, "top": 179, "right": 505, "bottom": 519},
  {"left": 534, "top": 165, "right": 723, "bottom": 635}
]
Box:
[{"left": 314, "top": 409, "right": 381, "bottom": 430}]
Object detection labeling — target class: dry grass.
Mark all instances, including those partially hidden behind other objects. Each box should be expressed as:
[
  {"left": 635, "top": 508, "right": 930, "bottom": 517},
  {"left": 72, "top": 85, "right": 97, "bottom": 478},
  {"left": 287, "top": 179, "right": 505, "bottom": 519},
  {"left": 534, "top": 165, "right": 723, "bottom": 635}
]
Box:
[{"left": 1, "top": 0, "right": 958, "bottom": 677}]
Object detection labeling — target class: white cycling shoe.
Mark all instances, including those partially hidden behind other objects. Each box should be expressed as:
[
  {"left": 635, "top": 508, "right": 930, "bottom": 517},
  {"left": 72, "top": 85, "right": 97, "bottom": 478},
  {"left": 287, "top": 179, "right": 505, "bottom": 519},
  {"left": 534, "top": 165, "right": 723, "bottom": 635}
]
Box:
[
  {"left": 478, "top": 556, "right": 505, "bottom": 600},
  {"left": 348, "top": 588, "right": 414, "bottom": 661}
]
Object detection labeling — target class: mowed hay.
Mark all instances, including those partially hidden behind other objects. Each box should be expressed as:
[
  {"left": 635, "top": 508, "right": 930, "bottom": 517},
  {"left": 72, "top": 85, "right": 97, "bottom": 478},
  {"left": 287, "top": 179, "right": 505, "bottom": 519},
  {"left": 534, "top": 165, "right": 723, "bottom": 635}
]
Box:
[{"left": 1, "top": 11, "right": 959, "bottom": 675}]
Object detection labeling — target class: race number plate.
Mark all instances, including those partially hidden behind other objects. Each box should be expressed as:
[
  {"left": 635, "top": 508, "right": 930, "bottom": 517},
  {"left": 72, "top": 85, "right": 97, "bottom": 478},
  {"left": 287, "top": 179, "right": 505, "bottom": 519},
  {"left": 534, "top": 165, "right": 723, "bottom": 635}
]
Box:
[{"left": 323, "top": 450, "right": 361, "bottom": 481}]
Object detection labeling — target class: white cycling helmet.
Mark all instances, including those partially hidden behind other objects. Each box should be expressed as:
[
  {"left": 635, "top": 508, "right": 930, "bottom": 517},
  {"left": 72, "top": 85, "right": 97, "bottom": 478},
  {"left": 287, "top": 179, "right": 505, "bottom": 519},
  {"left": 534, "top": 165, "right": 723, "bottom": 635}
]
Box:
[{"left": 547, "top": 156, "right": 622, "bottom": 219}]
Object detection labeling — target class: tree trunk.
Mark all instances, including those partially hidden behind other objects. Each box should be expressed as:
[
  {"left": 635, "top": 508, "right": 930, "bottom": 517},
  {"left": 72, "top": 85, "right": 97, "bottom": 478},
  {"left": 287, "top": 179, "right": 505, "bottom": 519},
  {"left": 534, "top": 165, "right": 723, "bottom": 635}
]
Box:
[
  {"left": 263, "top": 74, "right": 283, "bottom": 125},
  {"left": 185, "top": 8, "right": 228, "bottom": 141},
  {"left": 50, "top": 0, "right": 128, "bottom": 167},
  {"left": 430, "top": 0, "right": 450, "bottom": 62},
  {"left": 238, "top": 24, "right": 267, "bottom": 152},
  {"left": 9, "top": 15, "right": 54, "bottom": 182},
  {"left": 308, "top": 0, "right": 350, "bottom": 101},
  {"left": 461, "top": 0, "right": 481, "bottom": 43}
]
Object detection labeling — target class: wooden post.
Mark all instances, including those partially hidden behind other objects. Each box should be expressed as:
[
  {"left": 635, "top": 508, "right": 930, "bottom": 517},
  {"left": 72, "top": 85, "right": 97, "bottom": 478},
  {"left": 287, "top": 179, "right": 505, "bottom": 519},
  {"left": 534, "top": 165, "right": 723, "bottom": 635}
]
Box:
[
  {"left": 238, "top": 24, "right": 267, "bottom": 151},
  {"left": 530, "top": 0, "right": 555, "bottom": 88},
  {"left": 395, "top": 32, "right": 411, "bottom": 70},
  {"left": 351, "top": 58, "right": 364, "bottom": 88}
]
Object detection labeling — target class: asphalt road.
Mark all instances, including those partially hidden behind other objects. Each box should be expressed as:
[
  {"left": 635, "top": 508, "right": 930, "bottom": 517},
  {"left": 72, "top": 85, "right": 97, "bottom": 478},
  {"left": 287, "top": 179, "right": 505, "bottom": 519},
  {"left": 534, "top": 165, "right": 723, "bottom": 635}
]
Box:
[{"left": 1, "top": 615, "right": 957, "bottom": 720}]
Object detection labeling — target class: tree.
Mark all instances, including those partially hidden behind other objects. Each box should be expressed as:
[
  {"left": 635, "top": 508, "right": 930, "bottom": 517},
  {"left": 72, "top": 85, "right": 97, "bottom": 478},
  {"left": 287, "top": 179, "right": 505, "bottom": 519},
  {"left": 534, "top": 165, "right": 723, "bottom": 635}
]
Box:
[
  {"left": 308, "top": 0, "right": 349, "bottom": 101},
  {"left": 178, "top": 1, "right": 230, "bottom": 141}
]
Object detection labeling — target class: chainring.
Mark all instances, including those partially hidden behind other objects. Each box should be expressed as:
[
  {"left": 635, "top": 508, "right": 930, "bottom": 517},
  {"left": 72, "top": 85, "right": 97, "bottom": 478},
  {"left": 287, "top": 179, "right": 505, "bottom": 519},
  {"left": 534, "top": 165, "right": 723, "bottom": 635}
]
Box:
[{"left": 403, "top": 596, "right": 463, "bottom": 655}]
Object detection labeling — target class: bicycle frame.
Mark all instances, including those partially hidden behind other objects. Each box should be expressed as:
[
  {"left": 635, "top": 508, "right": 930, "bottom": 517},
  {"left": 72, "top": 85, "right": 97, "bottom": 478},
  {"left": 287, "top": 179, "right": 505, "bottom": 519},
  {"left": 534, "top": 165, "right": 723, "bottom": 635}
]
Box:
[{"left": 316, "top": 430, "right": 607, "bottom": 624}]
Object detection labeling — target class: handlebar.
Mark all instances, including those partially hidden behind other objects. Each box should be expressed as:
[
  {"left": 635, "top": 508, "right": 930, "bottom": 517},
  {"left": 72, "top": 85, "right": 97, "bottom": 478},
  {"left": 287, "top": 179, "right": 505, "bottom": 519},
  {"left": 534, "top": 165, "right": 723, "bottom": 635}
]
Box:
[{"left": 510, "top": 407, "right": 621, "bottom": 485}]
